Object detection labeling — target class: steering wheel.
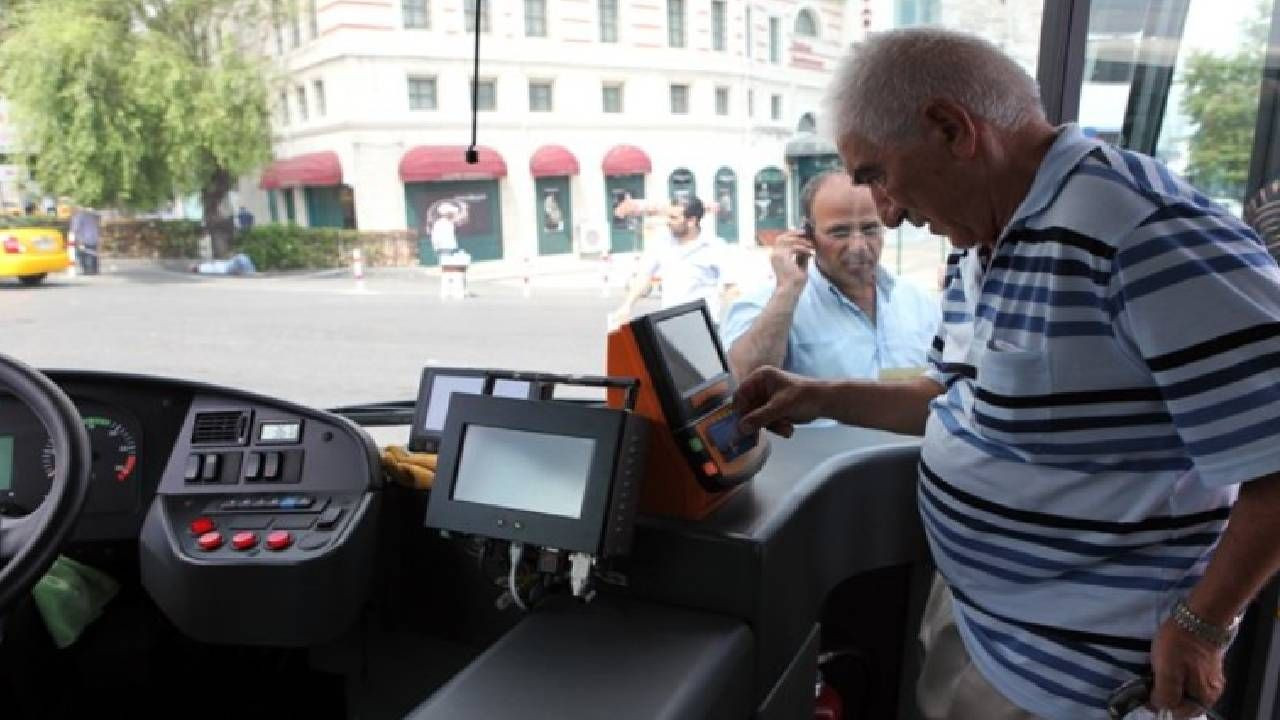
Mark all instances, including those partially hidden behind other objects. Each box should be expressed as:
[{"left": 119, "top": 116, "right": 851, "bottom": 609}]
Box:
[{"left": 0, "top": 353, "right": 91, "bottom": 615}]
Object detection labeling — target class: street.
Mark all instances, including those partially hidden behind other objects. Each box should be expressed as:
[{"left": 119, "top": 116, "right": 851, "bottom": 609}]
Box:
[
  {"left": 1, "top": 264, "right": 624, "bottom": 410},
  {"left": 1, "top": 238, "right": 945, "bottom": 412}
]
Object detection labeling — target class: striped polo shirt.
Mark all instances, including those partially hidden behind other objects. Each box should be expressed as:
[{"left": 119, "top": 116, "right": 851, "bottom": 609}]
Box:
[{"left": 920, "top": 124, "right": 1280, "bottom": 719}]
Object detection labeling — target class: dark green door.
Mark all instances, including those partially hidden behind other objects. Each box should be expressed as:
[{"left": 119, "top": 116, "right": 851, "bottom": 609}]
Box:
[
  {"left": 754, "top": 167, "right": 787, "bottom": 239},
  {"left": 713, "top": 167, "right": 738, "bottom": 243},
  {"left": 267, "top": 190, "right": 279, "bottom": 223},
  {"left": 405, "top": 180, "right": 504, "bottom": 266},
  {"left": 304, "top": 186, "right": 345, "bottom": 228},
  {"left": 668, "top": 167, "right": 696, "bottom": 203},
  {"left": 283, "top": 190, "right": 297, "bottom": 224},
  {"left": 606, "top": 174, "right": 645, "bottom": 253},
  {"left": 535, "top": 177, "right": 573, "bottom": 255},
  {"left": 790, "top": 154, "right": 841, "bottom": 225}
]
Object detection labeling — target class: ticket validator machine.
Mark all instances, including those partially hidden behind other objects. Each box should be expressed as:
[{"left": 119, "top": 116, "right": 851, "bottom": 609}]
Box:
[
  {"left": 424, "top": 374, "right": 649, "bottom": 602},
  {"left": 607, "top": 300, "right": 769, "bottom": 519}
]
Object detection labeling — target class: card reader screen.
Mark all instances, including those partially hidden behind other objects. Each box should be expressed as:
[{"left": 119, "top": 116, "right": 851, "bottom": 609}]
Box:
[
  {"left": 424, "top": 376, "right": 487, "bottom": 431},
  {"left": 452, "top": 425, "right": 594, "bottom": 518},
  {"left": 655, "top": 311, "right": 726, "bottom": 394},
  {"left": 706, "top": 412, "right": 756, "bottom": 461}
]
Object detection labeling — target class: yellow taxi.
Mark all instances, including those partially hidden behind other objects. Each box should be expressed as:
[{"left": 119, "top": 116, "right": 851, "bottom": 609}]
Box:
[{"left": 0, "top": 223, "right": 71, "bottom": 285}]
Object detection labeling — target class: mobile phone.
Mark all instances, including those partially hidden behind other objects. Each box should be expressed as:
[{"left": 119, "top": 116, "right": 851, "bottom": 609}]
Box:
[{"left": 798, "top": 221, "right": 814, "bottom": 268}]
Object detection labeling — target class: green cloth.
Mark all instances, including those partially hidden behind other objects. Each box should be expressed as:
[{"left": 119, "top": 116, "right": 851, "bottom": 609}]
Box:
[{"left": 31, "top": 555, "right": 119, "bottom": 649}]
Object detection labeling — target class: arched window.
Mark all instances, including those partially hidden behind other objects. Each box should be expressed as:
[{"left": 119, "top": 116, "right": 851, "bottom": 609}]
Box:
[
  {"left": 797, "top": 112, "right": 817, "bottom": 134},
  {"left": 794, "top": 9, "right": 818, "bottom": 38}
]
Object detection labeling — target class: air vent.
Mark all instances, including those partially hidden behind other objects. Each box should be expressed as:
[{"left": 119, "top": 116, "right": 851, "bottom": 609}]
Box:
[{"left": 192, "top": 410, "right": 251, "bottom": 445}]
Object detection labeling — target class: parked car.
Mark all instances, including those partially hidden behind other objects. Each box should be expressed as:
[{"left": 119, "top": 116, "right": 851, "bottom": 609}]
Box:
[{"left": 0, "top": 224, "right": 71, "bottom": 286}]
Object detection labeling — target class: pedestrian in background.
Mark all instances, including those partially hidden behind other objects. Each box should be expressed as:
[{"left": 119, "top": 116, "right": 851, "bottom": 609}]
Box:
[{"left": 69, "top": 206, "right": 101, "bottom": 275}]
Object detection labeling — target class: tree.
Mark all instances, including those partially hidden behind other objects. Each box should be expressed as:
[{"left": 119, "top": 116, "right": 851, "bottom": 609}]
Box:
[
  {"left": 0, "top": 0, "right": 275, "bottom": 255},
  {"left": 1180, "top": 4, "right": 1269, "bottom": 199}
]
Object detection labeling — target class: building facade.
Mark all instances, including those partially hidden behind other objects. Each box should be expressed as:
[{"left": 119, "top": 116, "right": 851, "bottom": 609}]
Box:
[{"left": 250, "top": 0, "right": 864, "bottom": 264}]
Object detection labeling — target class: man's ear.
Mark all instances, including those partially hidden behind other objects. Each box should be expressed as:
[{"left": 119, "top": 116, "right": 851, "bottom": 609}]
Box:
[{"left": 922, "top": 99, "right": 978, "bottom": 159}]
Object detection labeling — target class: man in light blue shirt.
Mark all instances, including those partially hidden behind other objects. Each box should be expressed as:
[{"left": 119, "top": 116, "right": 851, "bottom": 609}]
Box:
[{"left": 721, "top": 170, "right": 938, "bottom": 380}]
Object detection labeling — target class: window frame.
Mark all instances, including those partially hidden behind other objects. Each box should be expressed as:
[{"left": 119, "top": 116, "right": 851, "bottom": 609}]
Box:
[
  {"left": 465, "top": 0, "right": 491, "bottom": 33},
  {"left": 529, "top": 80, "right": 554, "bottom": 112},
  {"left": 794, "top": 8, "right": 817, "bottom": 39},
  {"left": 472, "top": 77, "right": 497, "bottom": 112},
  {"left": 668, "top": 0, "right": 686, "bottom": 48},
  {"left": 297, "top": 85, "right": 309, "bottom": 121},
  {"left": 602, "top": 84, "right": 624, "bottom": 113},
  {"left": 408, "top": 75, "right": 439, "bottom": 111},
  {"left": 768, "top": 16, "right": 781, "bottom": 64},
  {"left": 402, "top": 0, "right": 430, "bottom": 29},
  {"left": 670, "top": 83, "right": 690, "bottom": 114},
  {"left": 525, "top": 0, "right": 548, "bottom": 37},
  {"left": 313, "top": 79, "right": 326, "bottom": 117},
  {"left": 715, "top": 86, "right": 730, "bottom": 116},
  {"left": 599, "top": 0, "right": 619, "bottom": 42},
  {"left": 711, "top": 1, "right": 727, "bottom": 51}
]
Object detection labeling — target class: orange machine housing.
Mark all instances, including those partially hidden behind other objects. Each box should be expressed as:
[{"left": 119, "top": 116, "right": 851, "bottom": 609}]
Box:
[{"left": 607, "top": 324, "right": 742, "bottom": 520}]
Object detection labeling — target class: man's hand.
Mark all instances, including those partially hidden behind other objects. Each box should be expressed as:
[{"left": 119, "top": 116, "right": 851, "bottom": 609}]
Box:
[
  {"left": 769, "top": 230, "right": 813, "bottom": 291},
  {"left": 734, "top": 366, "right": 825, "bottom": 437},
  {"left": 1148, "top": 615, "right": 1227, "bottom": 718}
]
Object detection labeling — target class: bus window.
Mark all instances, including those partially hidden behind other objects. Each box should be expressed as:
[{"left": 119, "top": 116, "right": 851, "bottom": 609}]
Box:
[{"left": 1076, "top": 0, "right": 1277, "bottom": 219}]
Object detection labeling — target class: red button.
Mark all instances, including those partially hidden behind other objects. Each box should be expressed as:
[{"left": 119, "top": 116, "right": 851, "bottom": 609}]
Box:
[
  {"left": 265, "top": 530, "right": 292, "bottom": 551},
  {"left": 197, "top": 531, "right": 224, "bottom": 551},
  {"left": 232, "top": 531, "right": 258, "bottom": 551},
  {"left": 189, "top": 517, "right": 215, "bottom": 536},
  {"left": 702, "top": 461, "right": 720, "bottom": 476}
]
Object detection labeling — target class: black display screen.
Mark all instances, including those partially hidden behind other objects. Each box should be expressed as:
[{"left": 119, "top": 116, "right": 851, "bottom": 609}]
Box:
[{"left": 654, "top": 311, "right": 726, "bottom": 395}]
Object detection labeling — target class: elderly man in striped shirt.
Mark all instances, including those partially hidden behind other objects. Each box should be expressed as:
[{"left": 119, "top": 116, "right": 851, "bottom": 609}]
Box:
[{"left": 735, "top": 28, "right": 1280, "bottom": 720}]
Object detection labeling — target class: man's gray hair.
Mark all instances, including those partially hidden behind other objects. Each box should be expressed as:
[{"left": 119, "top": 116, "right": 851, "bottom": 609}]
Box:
[{"left": 828, "top": 27, "right": 1043, "bottom": 145}]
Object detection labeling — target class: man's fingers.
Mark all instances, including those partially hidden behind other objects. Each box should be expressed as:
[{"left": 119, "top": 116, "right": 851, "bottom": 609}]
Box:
[
  {"left": 772, "top": 234, "right": 814, "bottom": 254},
  {"left": 1183, "top": 664, "right": 1226, "bottom": 715},
  {"left": 768, "top": 419, "right": 795, "bottom": 438},
  {"left": 741, "top": 402, "right": 783, "bottom": 436},
  {"left": 1149, "top": 661, "right": 1187, "bottom": 714}
]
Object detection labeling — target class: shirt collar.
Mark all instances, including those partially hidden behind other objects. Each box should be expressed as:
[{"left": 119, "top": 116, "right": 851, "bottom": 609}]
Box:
[{"left": 1006, "top": 123, "right": 1103, "bottom": 232}]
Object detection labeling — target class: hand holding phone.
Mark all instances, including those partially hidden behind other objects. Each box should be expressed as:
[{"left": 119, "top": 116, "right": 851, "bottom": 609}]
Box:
[
  {"left": 798, "top": 221, "right": 816, "bottom": 268},
  {"left": 769, "top": 225, "right": 813, "bottom": 289}
]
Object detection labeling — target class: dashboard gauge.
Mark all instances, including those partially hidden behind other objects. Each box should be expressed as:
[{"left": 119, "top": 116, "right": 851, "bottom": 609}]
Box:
[
  {"left": 40, "top": 412, "right": 142, "bottom": 515},
  {"left": 42, "top": 415, "right": 139, "bottom": 483}
]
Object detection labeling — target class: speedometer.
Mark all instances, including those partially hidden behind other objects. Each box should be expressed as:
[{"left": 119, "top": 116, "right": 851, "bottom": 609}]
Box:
[
  {"left": 40, "top": 413, "right": 142, "bottom": 515},
  {"left": 41, "top": 416, "right": 139, "bottom": 484}
]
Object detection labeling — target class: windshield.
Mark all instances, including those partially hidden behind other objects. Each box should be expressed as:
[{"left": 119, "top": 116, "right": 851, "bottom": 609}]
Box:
[{"left": 2, "top": 0, "right": 1276, "bottom": 409}]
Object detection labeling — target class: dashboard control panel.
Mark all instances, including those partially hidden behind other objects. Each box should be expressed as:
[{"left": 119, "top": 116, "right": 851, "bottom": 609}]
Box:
[{"left": 141, "top": 392, "right": 381, "bottom": 647}]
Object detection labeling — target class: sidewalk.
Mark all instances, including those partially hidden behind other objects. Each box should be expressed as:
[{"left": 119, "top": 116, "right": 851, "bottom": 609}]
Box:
[{"left": 91, "top": 235, "right": 948, "bottom": 296}]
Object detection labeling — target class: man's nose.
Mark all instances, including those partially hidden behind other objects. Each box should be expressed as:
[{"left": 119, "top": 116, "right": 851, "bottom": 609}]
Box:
[{"left": 869, "top": 185, "right": 902, "bottom": 228}]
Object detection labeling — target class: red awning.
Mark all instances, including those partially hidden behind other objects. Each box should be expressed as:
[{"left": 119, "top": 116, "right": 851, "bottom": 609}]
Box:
[
  {"left": 399, "top": 146, "right": 508, "bottom": 182},
  {"left": 602, "top": 145, "right": 651, "bottom": 176},
  {"left": 258, "top": 151, "right": 343, "bottom": 189},
  {"left": 529, "top": 145, "right": 580, "bottom": 177}
]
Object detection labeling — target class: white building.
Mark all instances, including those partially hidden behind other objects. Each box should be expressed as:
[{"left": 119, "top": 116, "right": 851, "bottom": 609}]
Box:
[{"left": 249, "top": 0, "right": 865, "bottom": 264}]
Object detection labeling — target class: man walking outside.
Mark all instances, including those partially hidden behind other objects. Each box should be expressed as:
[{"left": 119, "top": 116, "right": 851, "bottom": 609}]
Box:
[{"left": 69, "top": 206, "right": 101, "bottom": 275}]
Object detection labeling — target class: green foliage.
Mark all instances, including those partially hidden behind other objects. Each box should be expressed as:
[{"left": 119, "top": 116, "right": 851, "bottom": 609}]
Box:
[
  {"left": 0, "top": 215, "right": 69, "bottom": 232},
  {"left": 235, "top": 224, "right": 360, "bottom": 271},
  {"left": 0, "top": 0, "right": 273, "bottom": 213},
  {"left": 1180, "top": 4, "right": 1268, "bottom": 198},
  {"left": 102, "top": 219, "right": 203, "bottom": 258}
]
